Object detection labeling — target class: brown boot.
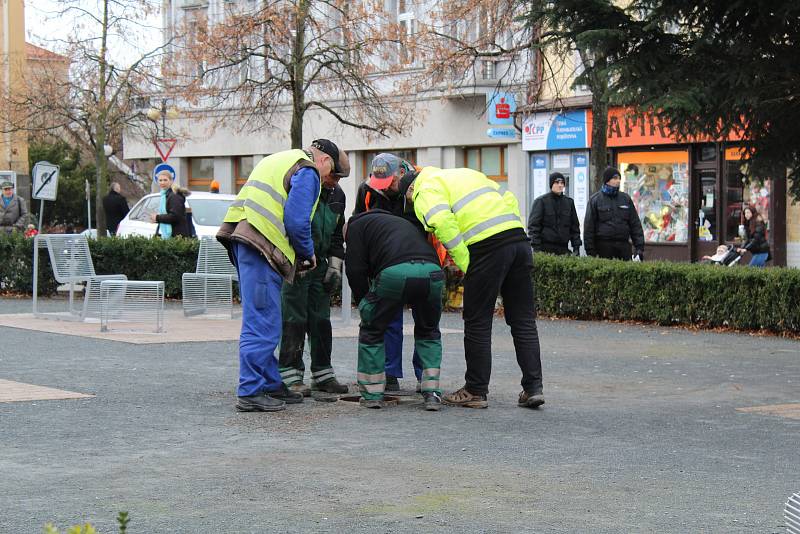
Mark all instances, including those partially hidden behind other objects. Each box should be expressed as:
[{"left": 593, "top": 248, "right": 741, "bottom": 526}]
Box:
[
  {"left": 442, "top": 387, "right": 488, "bottom": 409},
  {"left": 311, "top": 377, "right": 349, "bottom": 394},
  {"left": 518, "top": 390, "right": 545, "bottom": 409},
  {"left": 288, "top": 382, "right": 311, "bottom": 397}
]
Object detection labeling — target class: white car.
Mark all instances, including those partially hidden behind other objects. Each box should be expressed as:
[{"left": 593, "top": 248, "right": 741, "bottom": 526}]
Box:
[{"left": 116, "top": 191, "right": 236, "bottom": 238}]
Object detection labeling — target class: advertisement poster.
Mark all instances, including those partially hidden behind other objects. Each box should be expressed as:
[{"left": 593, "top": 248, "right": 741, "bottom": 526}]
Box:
[
  {"left": 522, "top": 110, "right": 589, "bottom": 151},
  {"left": 573, "top": 154, "right": 589, "bottom": 231},
  {"left": 532, "top": 156, "right": 548, "bottom": 200}
]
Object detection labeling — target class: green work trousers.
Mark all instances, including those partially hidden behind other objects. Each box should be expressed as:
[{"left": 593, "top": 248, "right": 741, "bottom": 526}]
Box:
[
  {"left": 357, "top": 261, "right": 444, "bottom": 400},
  {"left": 278, "top": 258, "right": 336, "bottom": 386}
]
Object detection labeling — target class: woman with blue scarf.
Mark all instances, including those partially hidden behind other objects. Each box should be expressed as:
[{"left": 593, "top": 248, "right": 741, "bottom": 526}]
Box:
[{"left": 150, "top": 170, "right": 190, "bottom": 238}]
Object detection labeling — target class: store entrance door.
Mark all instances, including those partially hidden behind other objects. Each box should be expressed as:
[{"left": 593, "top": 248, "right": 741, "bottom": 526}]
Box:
[{"left": 694, "top": 168, "right": 719, "bottom": 260}]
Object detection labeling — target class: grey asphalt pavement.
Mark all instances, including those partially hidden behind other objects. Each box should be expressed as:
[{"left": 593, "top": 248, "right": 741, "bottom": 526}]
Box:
[{"left": 0, "top": 298, "right": 798, "bottom": 533}]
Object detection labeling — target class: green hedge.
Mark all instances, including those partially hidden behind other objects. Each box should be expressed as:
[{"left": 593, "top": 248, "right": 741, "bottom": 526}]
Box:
[
  {"left": 0, "top": 234, "right": 199, "bottom": 298},
  {"left": 2, "top": 234, "right": 799, "bottom": 333},
  {"left": 533, "top": 254, "right": 800, "bottom": 333}
]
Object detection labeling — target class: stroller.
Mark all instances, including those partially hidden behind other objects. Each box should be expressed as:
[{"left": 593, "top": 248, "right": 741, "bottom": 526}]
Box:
[{"left": 701, "top": 244, "right": 742, "bottom": 266}]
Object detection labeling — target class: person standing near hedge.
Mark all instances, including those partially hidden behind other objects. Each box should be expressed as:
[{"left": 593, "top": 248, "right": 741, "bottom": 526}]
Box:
[
  {"left": 583, "top": 167, "right": 645, "bottom": 261},
  {"left": 150, "top": 170, "right": 191, "bottom": 238},
  {"left": 217, "top": 139, "right": 350, "bottom": 413},
  {"left": 0, "top": 181, "right": 27, "bottom": 234},
  {"left": 527, "top": 172, "right": 582, "bottom": 256},
  {"left": 403, "top": 167, "right": 545, "bottom": 410},
  {"left": 277, "top": 165, "right": 349, "bottom": 397},
  {"left": 102, "top": 182, "right": 129, "bottom": 236},
  {"left": 737, "top": 205, "right": 770, "bottom": 267}
]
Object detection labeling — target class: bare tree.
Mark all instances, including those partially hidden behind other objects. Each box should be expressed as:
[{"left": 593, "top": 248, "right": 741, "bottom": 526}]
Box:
[
  {"left": 1, "top": 0, "right": 166, "bottom": 236},
  {"left": 170, "top": 0, "right": 414, "bottom": 149}
]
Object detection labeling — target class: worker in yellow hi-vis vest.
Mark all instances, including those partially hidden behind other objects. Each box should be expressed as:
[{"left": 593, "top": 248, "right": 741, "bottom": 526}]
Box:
[
  {"left": 402, "top": 167, "right": 545, "bottom": 410},
  {"left": 217, "top": 139, "right": 350, "bottom": 413}
]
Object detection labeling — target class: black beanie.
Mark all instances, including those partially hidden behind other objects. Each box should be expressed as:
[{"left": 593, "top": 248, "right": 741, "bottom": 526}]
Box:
[
  {"left": 549, "top": 172, "right": 565, "bottom": 187},
  {"left": 602, "top": 167, "right": 621, "bottom": 184},
  {"left": 399, "top": 171, "right": 417, "bottom": 198}
]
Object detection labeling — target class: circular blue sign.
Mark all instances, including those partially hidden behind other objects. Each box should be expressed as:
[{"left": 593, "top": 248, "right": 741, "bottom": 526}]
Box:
[{"left": 153, "top": 163, "right": 176, "bottom": 182}]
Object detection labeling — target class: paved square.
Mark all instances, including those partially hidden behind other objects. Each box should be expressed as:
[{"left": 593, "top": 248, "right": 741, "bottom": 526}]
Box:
[{"left": 0, "top": 379, "right": 93, "bottom": 403}]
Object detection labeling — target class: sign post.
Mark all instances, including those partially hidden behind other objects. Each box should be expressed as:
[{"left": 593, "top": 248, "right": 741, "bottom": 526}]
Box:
[{"left": 32, "top": 162, "right": 60, "bottom": 232}]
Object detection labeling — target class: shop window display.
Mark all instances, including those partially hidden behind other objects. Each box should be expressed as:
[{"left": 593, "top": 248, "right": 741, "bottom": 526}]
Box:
[
  {"left": 619, "top": 152, "right": 689, "bottom": 243},
  {"left": 725, "top": 157, "right": 770, "bottom": 243}
]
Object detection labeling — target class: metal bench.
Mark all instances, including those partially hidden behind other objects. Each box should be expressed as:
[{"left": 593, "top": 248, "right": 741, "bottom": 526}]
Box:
[
  {"left": 786, "top": 492, "right": 800, "bottom": 534},
  {"left": 182, "top": 237, "right": 238, "bottom": 318},
  {"left": 33, "top": 234, "right": 128, "bottom": 321},
  {"left": 100, "top": 280, "right": 165, "bottom": 333}
]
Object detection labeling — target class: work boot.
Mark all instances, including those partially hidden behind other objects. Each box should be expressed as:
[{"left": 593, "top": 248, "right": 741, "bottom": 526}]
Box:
[
  {"left": 289, "top": 382, "right": 311, "bottom": 397},
  {"left": 442, "top": 386, "right": 488, "bottom": 409},
  {"left": 385, "top": 375, "right": 400, "bottom": 392},
  {"left": 236, "top": 393, "right": 286, "bottom": 412},
  {"left": 518, "top": 390, "right": 545, "bottom": 409},
  {"left": 359, "top": 398, "right": 385, "bottom": 409},
  {"left": 312, "top": 378, "right": 349, "bottom": 394},
  {"left": 422, "top": 391, "right": 442, "bottom": 411},
  {"left": 265, "top": 383, "right": 304, "bottom": 404}
]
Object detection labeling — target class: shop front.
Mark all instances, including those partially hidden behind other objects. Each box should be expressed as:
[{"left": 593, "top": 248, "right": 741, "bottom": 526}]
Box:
[{"left": 521, "top": 107, "right": 786, "bottom": 264}]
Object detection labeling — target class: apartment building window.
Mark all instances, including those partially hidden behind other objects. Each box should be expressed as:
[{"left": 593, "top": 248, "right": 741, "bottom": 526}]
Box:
[
  {"left": 481, "top": 60, "right": 496, "bottom": 80},
  {"left": 189, "top": 157, "right": 215, "bottom": 190},
  {"left": 398, "top": 1, "right": 416, "bottom": 64},
  {"left": 464, "top": 146, "right": 507, "bottom": 181},
  {"left": 234, "top": 155, "right": 258, "bottom": 192},
  {"left": 182, "top": 7, "right": 208, "bottom": 79}
]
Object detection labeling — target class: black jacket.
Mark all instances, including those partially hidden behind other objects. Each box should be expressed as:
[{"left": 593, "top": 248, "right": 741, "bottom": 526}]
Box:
[
  {"left": 744, "top": 222, "right": 770, "bottom": 254},
  {"left": 155, "top": 188, "right": 190, "bottom": 238},
  {"left": 314, "top": 184, "right": 346, "bottom": 259},
  {"left": 345, "top": 209, "right": 439, "bottom": 302},
  {"left": 352, "top": 182, "right": 403, "bottom": 216},
  {"left": 583, "top": 190, "right": 645, "bottom": 255},
  {"left": 102, "top": 190, "right": 129, "bottom": 235},
  {"left": 527, "top": 192, "right": 582, "bottom": 252}
]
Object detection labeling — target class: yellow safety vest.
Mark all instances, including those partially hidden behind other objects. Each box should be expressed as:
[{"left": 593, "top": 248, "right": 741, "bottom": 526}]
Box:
[
  {"left": 412, "top": 167, "right": 523, "bottom": 272},
  {"left": 223, "top": 149, "right": 320, "bottom": 264}
]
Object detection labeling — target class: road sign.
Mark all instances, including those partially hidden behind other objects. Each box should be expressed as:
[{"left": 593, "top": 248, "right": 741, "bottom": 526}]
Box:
[
  {"left": 154, "top": 138, "right": 177, "bottom": 162},
  {"left": 32, "top": 162, "right": 60, "bottom": 201},
  {"left": 486, "top": 127, "right": 517, "bottom": 140},
  {"left": 153, "top": 163, "right": 176, "bottom": 183}
]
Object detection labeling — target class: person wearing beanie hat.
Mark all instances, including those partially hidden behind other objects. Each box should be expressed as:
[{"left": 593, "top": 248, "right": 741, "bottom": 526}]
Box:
[
  {"left": 0, "top": 180, "right": 27, "bottom": 234},
  {"left": 527, "top": 172, "right": 582, "bottom": 256},
  {"left": 583, "top": 166, "right": 645, "bottom": 260},
  {"left": 217, "top": 139, "right": 351, "bottom": 412},
  {"left": 352, "top": 154, "right": 425, "bottom": 392}
]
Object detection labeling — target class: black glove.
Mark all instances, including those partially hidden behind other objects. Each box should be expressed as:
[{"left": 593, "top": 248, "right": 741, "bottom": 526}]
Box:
[
  {"left": 571, "top": 249, "right": 580, "bottom": 257},
  {"left": 634, "top": 250, "right": 644, "bottom": 262},
  {"left": 322, "top": 256, "right": 343, "bottom": 294}
]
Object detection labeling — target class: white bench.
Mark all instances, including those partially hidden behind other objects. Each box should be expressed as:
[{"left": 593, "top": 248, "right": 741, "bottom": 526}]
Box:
[
  {"left": 33, "top": 234, "right": 128, "bottom": 321},
  {"left": 100, "top": 280, "right": 165, "bottom": 333},
  {"left": 182, "top": 237, "right": 238, "bottom": 318}
]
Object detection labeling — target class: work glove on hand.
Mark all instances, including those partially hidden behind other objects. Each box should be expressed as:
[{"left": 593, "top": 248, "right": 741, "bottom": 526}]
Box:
[
  {"left": 322, "top": 256, "right": 343, "bottom": 294},
  {"left": 633, "top": 250, "right": 644, "bottom": 262},
  {"left": 297, "top": 255, "right": 317, "bottom": 278},
  {"left": 571, "top": 249, "right": 581, "bottom": 257}
]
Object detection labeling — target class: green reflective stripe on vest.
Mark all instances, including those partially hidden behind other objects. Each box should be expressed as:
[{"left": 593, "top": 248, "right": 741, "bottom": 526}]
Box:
[
  {"left": 230, "top": 198, "right": 286, "bottom": 235},
  {"left": 241, "top": 180, "right": 286, "bottom": 206},
  {"left": 463, "top": 213, "right": 521, "bottom": 241},
  {"left": 223, "top": 149, "right": 318, "bottom": 264},
  {"left": 452, "top": 186, "right": 498, "bottom": 213}
]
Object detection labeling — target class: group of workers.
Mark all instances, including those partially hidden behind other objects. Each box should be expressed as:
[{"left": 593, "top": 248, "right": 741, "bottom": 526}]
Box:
[{"left": 217, "top": 139, "right": 544, "bottom": 413}]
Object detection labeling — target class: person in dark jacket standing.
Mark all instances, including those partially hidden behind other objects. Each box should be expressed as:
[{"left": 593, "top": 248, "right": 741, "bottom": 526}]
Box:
[
  {"left": 527, "top": 172, "right": 581, "bottom": 255},
  {"left": 737, "top": 205, "right": 770, "bottom": 267},
  {"left": 583, "top": 167, "right": 645, "bottom": 261},
  {"left": 102, "top": 182, "right": 129, "bottom": 236},
  {"left": 277, "top": 175, "right": 349, "bottom": 397},
  {"left": 345, "top": 209, "right": 445, "bottom": 411},
  {"left": 150, "top": 170, "right": 190, "bottom": 238},
  {"left": 0, "top": 181, "right": 27, "bottom": 234}
]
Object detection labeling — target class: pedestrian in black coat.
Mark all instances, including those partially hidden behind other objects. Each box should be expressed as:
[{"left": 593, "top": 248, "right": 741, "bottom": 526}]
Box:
[
  {"left": 583, "top": 167, "right": 645, "bottom": 260},
  {"left": 102, "top": 182, "right": 129, "bottom": 235},
  {"left": 527, "top": 172, "right": 582, "bottom": 255}
]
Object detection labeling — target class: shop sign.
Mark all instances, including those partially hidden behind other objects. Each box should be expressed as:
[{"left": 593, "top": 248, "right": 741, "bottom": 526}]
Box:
[
  {"left": 531, "top": 156, "right": 548, "bottom": 200},
  {"left": 522, "top": 110, "right": 589, "bottom": 151},
  {"left": 486, "top": 128, "right": 517, "bottom": 140},
  {"left": 488, "top": 92, "right": 516, "bottom": 125}
]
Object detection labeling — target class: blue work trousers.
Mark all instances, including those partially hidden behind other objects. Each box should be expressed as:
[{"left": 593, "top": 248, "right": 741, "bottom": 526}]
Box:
[
  {"left": 384, "top": 308, "right": 423, "bottom": 381},
  {"left": 231, "top": 242, "right": 284, "bottom": 397}
]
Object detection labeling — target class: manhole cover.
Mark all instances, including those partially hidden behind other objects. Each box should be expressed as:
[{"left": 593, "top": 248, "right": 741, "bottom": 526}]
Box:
[{"left": 339, "top": 394, "right": 401, "bottom": 406}]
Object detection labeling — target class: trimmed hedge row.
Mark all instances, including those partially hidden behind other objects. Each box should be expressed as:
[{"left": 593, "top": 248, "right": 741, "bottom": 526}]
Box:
[
  {"left": 0, "top": 234, "right": 198, "bottom": 298},
  {"left": 533, "top": 253, "right": 800, "bottom": 333},
  {"left": 2, "top": 234, "right": 799, "bottom": 333}
]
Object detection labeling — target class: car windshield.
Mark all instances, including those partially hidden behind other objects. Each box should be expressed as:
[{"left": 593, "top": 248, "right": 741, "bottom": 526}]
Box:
[{"left": 190, "top": 198, "right": 233, "bottom": 227}]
